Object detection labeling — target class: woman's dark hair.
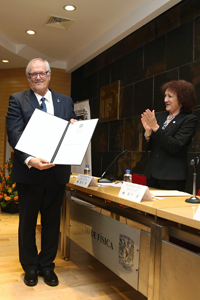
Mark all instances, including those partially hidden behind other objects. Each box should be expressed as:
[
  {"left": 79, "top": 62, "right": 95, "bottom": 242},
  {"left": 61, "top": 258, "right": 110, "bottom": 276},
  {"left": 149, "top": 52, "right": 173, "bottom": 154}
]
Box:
[{"left": 161, "top": 80, "right": 196, "bottom": 113}]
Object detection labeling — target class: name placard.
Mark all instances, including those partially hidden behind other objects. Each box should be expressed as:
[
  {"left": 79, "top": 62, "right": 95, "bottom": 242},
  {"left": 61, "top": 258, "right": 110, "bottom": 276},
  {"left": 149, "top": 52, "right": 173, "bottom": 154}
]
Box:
[
  {"left": 118, "top": 182, "right": 152, "bottom": 202},
  {"left": 74, "top": 174, "right": 98, "bottom": 188}
]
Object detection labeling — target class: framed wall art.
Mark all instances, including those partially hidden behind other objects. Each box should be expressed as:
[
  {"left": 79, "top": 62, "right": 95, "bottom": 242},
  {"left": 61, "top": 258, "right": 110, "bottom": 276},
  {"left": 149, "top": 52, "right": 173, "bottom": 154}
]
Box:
[{"left": 100, "top": 81, "right": 120, "bottom": 122}]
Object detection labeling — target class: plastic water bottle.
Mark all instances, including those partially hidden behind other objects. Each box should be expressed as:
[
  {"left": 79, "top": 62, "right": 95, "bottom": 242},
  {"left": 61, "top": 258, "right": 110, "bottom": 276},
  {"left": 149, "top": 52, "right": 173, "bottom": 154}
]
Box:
[
  {"left": 84, "top": 164, "right": 90, "bottom": 175},
  {"left": 123, "top": 169, "right": 132, "bottom": 182}
]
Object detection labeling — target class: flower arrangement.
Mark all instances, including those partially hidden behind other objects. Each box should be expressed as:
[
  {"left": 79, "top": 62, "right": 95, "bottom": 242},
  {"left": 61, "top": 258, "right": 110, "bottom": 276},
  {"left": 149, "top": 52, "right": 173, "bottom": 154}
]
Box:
[{"left": 0, "top": 158, "right": 18, "bottom": 208}]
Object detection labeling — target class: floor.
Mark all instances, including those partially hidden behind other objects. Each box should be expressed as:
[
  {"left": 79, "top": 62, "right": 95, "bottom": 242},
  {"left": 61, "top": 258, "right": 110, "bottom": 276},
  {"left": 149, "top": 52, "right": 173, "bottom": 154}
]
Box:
[{"left": 0, "top": 211, "right": 147, "bottom": 300}]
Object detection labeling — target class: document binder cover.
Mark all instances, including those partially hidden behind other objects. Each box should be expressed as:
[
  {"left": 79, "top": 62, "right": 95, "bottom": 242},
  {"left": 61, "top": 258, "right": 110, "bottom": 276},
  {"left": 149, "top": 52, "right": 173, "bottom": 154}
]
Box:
[{"left": 15, "top": 109, "right": 98, "bottom": 165}]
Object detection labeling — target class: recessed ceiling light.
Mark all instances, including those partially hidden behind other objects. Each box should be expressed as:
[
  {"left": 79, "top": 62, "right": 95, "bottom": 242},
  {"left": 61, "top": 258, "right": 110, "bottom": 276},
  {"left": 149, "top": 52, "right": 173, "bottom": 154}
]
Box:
[
  {"left": 2, "top": 59, "right": 9, "bottom": 63},
  {"left": 63, "top": 4, "right": 76, "bottom": 11},
  {"left": 26, "top": 30, "right": 36, "bottom": 35}
]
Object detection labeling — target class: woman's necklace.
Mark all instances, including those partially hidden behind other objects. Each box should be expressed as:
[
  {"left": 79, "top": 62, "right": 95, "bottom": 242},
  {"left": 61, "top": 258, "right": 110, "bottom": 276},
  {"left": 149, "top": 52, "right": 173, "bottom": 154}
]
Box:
[
  {"left": 167, "top": 115, "right": 175, "bottom": 122},
  {"left": 162, "top": 114, "right": 176, "bottom": 130}
]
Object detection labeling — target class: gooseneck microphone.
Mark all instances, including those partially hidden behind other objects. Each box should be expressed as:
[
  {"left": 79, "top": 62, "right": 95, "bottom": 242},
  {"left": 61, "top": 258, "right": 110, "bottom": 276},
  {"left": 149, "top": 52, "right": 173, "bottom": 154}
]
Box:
[
  {"left": 98, "top": 150, "right": 128, "bottom": 183},
  {"left": 190, "top": 156, "right": 200, "bottom": 169},
  {"left": 186, "top": 155, "right": 200, "bottom": 203}
]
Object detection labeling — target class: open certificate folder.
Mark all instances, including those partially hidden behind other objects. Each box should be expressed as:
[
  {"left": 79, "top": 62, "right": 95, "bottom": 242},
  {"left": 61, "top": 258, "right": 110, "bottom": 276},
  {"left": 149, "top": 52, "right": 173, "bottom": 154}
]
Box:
[{"left": 15, "top": 109, "right": 98, "bottom": 165}]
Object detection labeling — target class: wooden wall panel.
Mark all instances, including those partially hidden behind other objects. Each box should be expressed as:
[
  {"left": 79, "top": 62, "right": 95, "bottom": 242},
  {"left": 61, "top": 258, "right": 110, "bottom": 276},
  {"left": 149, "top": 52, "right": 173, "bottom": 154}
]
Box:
[
  {"left": 0, "top": 67, "right": 71, "bottom": 168},
  {"left": 49, "top": 68, "right": 71, "bottom": 96}
]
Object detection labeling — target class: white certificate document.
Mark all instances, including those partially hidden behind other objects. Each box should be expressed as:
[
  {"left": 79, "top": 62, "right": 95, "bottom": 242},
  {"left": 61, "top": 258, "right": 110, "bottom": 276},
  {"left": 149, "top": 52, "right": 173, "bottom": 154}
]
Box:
[{"left": 15, "top": 109, "right": 98, "bottom": 165}]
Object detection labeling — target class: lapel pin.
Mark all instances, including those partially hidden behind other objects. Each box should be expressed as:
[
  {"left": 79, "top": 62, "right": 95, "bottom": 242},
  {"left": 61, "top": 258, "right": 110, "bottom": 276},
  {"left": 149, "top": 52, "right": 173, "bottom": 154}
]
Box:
[
  {"left": 173, "top": 121, "right": 176, "bottom": 123},
  {"left": 57, "top": 99, "right": 60, "bottom": 102}
]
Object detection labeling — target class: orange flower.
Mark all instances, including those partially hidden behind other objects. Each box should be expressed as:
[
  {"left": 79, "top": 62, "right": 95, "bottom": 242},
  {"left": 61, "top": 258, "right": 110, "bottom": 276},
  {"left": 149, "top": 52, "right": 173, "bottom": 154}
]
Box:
[{"left": 0, "top": 158, "right": 18, "bottom": 207}]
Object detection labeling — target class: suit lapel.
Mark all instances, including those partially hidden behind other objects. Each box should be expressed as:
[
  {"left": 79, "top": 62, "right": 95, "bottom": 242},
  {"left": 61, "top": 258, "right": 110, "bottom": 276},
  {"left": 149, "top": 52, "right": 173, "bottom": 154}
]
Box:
[
  {"left": 164, "top": 112, "right": 186, "bottom": 132},
  {"left": 26, "top": 90, "right": 41, "bottom": 110},
  {"left": 27, "top": 89, "right": 62, "bottom": 116},
  {"left": 52, "top": 91, "right": 61, "bottom": 117}
]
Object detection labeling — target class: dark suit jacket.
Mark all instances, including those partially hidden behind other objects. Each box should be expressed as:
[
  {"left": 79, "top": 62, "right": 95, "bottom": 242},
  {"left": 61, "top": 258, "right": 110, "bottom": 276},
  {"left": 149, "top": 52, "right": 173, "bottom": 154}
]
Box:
[
  {"left": 6, "top": 89, "right": 77, "bottom": 185},
  {"left": 144, "top": 111, "right": 198, "bottom": 180}
]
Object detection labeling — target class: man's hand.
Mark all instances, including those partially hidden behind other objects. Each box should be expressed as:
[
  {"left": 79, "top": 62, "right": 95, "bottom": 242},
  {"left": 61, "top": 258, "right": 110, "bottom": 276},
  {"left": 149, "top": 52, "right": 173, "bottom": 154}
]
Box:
[
  {"left": 70, "top": 118, "right": 77, "bottom": 124},
  {"left": 28, "top": 158, "right": 55, "bottom": 170}
]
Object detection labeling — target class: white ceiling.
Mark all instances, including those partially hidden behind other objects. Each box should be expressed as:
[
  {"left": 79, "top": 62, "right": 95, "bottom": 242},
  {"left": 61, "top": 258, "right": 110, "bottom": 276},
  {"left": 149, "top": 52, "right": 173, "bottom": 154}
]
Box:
[{"left": 0, "top": 0, "right": 181, "bottom": 72}]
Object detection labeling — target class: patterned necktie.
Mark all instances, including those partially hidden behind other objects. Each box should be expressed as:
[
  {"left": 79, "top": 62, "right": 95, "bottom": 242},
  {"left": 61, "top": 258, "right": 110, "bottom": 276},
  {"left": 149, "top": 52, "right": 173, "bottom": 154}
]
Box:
[{"left": 40, "top": 97, "right": 47, "bottom": 112}]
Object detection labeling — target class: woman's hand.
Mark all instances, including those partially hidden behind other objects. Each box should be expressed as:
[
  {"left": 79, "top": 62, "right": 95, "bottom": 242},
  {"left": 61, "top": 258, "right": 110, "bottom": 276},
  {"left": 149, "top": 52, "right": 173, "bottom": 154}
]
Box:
[
  {"left": 141, "top": 109, "right": 159, "bottom": 132},
  {"left": 141, "top": 113, "right": 151, "bottom": 132},
  {"left": 141, "top": 111, "right": 152, "bottom": 138}
]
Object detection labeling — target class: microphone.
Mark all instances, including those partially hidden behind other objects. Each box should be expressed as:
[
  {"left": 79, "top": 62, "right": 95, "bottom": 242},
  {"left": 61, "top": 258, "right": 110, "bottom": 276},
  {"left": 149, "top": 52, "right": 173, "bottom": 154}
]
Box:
[
  {"left": 186, "top": 154, "right": 200, "bottom": 203},
  {"left": 40, "top": 103, "right": 43, "bottom": 109},
  {"left": 98, "top": 150, "right": 128, "bottom": 183},
  {"left": 190, "top": 156, "right": 200, "bottom": 168}
]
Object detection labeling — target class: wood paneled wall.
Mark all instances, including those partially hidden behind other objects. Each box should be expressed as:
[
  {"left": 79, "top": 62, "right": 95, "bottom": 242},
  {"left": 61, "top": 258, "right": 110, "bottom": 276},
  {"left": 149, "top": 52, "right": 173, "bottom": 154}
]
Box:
[{"left": 0, "top": 67, "right": 71, "bottom": 168}]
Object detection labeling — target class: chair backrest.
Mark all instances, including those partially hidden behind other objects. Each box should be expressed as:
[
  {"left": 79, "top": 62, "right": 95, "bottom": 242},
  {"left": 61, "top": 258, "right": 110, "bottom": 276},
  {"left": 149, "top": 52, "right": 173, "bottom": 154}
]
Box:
[{"left": 132, "top": 174, "right": 146, "bottom": 186}]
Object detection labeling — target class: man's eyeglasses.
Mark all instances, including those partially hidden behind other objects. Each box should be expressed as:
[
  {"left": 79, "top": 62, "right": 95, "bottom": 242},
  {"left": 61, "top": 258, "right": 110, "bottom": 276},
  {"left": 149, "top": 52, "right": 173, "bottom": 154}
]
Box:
[{"left": 28, "top": 71, "right": 49, "bottom": 79}]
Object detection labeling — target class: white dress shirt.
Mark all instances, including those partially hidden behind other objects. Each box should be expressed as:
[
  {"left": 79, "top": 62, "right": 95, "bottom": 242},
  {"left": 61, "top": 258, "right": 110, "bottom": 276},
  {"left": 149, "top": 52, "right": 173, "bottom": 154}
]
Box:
[
  {"left": 35, "top": 89, "right": 54, "bottom": 115},
  {"left": 25, "top": 89, "right": 54, "bottom": 167}
]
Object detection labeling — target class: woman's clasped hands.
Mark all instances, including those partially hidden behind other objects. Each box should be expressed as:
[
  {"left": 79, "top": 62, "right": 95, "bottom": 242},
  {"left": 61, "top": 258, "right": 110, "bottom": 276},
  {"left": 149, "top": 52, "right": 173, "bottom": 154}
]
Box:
[{"left": 141, "top": 109, "right": 159, "bottom": 136}]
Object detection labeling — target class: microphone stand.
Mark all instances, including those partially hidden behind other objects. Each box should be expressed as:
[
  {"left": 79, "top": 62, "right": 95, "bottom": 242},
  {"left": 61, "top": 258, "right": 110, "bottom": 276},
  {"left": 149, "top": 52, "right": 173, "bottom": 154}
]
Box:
[
  {"left": 98, "top": 150, "right": 127, "bottom": 183},
  {"left": 185, "top": 156, "right": 200, "bottom": 203}
]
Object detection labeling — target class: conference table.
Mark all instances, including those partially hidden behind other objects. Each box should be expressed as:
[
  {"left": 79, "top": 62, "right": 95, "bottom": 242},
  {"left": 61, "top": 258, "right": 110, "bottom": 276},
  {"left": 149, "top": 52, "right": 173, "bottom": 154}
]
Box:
[{"left": 60, "top": 174, "right": 200, "bottom": 300}]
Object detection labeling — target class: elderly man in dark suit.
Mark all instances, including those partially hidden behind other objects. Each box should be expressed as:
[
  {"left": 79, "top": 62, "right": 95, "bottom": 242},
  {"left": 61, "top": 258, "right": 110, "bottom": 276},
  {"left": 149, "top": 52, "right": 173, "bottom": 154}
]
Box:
[{"left": 6, "top": 58, "right": 77, "bottom": 287}]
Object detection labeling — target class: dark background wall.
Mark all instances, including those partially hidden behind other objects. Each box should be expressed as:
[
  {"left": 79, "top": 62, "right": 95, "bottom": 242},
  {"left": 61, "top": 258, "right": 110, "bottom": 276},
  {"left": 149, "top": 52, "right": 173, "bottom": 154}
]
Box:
[{"left": 71, "top": 0, "right": 200, "bottom": 193}]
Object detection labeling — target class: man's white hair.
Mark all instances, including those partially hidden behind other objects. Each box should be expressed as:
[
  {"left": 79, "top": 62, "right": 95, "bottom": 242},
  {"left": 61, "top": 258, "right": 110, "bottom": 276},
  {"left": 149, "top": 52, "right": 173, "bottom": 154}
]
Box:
[{"left": 26, "top": 58, "right": 51, "bottom": 75}]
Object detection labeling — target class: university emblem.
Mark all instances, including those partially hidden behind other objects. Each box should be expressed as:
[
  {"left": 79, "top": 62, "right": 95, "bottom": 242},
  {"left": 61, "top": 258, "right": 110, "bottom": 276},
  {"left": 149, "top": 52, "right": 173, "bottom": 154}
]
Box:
[{"left": 119, "top": 234, "right": 134, "bottom": 272}]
